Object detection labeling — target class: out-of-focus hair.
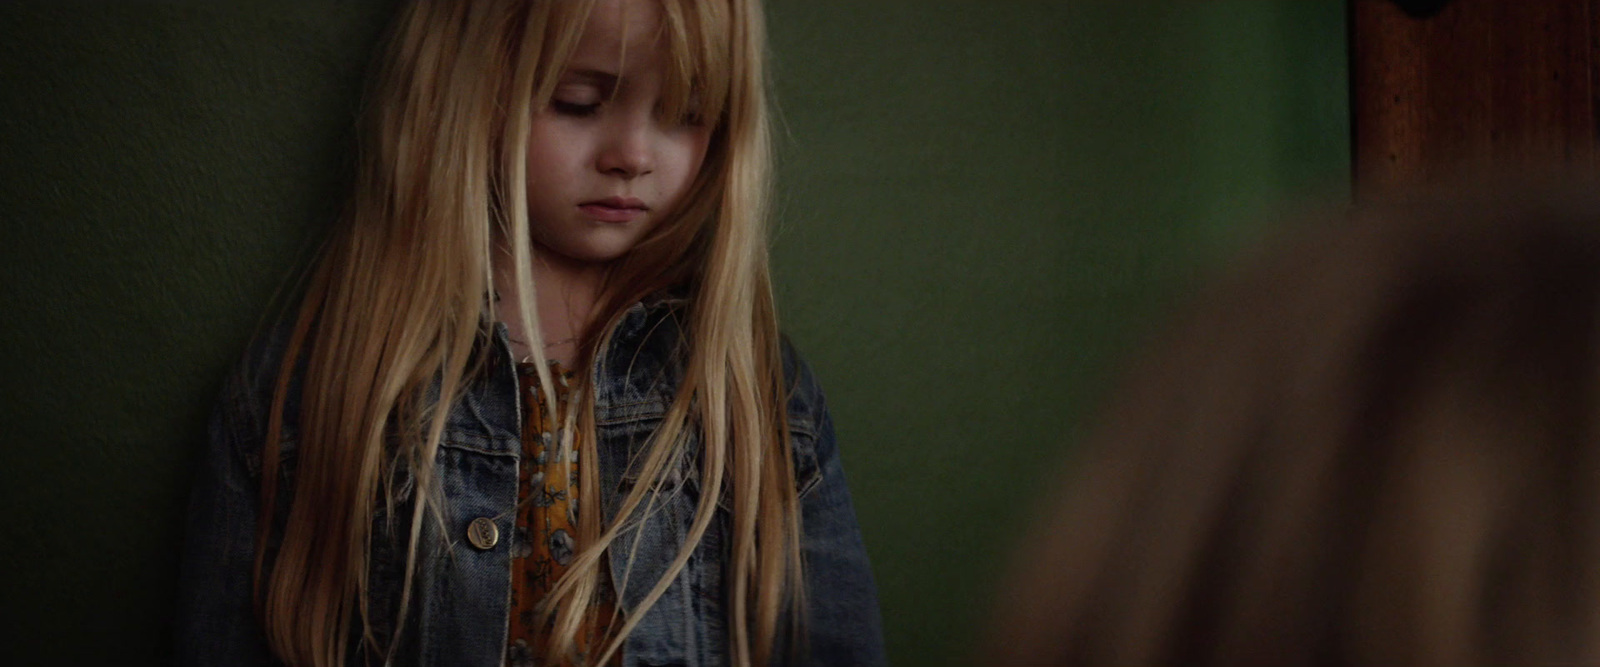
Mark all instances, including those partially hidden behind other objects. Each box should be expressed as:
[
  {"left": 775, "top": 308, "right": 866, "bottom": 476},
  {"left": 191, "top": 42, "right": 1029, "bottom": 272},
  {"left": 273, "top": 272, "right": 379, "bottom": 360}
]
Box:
[
  {"left": 990, "top": 183, "right": 1600, "bottom": 666},
  {"left": 253, "top": 2, "right": 799, "bottom": 666}
]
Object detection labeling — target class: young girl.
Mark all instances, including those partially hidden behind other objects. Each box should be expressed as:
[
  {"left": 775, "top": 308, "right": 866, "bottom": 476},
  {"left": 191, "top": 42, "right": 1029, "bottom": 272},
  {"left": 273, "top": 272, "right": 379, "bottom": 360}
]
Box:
[{"left": 175, "top": 1, "right": 885, "bottom": 666}]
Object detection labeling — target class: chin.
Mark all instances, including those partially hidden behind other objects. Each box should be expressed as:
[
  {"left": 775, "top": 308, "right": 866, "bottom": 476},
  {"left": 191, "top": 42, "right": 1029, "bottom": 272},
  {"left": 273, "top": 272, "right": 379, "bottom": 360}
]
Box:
[
  {"left": 549, "top": 245, "right": 632, "bottom": 266},
  {"left": 575, "top": 240, "right": 637, "bottom": 261}
]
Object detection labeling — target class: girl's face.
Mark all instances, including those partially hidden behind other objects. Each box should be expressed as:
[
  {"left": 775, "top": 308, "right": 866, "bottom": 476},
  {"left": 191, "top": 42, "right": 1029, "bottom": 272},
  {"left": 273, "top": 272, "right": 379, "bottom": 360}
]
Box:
[{"left": 525, "top": 0, "right": 712, "bottom": 267}]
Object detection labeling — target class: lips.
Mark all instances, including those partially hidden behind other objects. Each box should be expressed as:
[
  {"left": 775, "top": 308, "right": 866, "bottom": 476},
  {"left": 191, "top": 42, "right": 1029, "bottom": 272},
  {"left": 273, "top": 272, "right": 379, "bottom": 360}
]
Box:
[{"left": 578, "top": 196, "right": 648, "bottom": 223}]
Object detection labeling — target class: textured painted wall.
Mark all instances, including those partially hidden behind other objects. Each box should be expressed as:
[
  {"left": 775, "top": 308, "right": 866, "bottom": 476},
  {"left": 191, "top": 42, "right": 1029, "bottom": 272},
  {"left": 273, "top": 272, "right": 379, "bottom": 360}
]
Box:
[
  {"left": 0, "top": 2, "right": 1346, "bottom": 664},
  {"left": 763, "top": 3, "right": 1348, "bottom": 663}
]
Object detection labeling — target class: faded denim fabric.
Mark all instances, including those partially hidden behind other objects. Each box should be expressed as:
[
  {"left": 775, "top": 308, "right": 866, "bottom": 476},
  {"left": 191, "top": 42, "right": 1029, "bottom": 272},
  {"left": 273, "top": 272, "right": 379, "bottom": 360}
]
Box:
[{"left": 176, "top": 296, "right": 887, "bottom": 667}]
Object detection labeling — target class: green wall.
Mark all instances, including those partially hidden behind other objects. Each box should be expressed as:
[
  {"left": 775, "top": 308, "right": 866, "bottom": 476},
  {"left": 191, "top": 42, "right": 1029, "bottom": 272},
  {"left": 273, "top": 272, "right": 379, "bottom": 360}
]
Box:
[{"left": 0, "top": 2, "right": 1347, "bottom": 664}]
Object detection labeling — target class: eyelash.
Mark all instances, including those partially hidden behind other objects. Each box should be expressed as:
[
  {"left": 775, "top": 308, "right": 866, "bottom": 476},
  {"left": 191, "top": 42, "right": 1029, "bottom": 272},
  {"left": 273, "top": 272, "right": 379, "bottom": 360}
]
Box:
[
  {"left": 551, "top": 100, "right": 600, "bottom": 117},
  {"left": 549, "top": 99, "right": 707, "bottom": 128}
]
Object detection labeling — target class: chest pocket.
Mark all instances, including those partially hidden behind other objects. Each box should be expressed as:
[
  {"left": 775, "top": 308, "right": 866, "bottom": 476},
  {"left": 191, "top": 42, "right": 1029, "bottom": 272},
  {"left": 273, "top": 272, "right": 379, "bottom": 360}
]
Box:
[
  {"left": 597, "top": 405, "right": 822, "bottom": 667},
  {"left": 606, "top": 409, "right": 824, "bottom": 511}
]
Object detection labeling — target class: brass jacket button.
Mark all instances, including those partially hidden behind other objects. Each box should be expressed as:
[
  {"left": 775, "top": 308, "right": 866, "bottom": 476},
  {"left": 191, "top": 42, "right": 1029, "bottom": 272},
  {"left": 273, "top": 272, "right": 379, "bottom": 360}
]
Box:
[{"left": 467, "top": 517, "right": 499, "bottom": 550}]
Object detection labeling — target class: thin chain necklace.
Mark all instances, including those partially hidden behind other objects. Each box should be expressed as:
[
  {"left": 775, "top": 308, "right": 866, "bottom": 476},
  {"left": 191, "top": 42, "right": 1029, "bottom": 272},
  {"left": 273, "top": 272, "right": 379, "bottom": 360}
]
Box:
[
  {"left": 543, "top": 336, "right": 577, "bottom": 349},
  {"left": 493, "top": 290, "right": 580, "bottom": 349},
  {"left": 507, "top": 335, "right": 580, "bottom": 366}
]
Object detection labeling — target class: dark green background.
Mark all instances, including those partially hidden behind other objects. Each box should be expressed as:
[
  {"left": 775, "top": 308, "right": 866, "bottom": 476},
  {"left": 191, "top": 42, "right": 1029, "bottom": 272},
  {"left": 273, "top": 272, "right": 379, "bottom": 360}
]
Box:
[{"left": 0, "top": 2, "right": 1347, "bottom": 664}]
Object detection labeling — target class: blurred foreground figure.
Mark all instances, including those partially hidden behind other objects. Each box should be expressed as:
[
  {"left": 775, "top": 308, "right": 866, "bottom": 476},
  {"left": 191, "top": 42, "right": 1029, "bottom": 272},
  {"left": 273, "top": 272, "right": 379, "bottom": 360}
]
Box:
[{"left": 989, "top": 185, "right": 1600, "bottom": 666}]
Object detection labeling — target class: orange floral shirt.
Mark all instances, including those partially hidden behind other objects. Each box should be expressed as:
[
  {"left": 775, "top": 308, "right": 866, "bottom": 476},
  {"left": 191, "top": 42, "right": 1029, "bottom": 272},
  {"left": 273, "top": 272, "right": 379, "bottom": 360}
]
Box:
[{"left": 506, "top": 362, "right": 617, "bottom": 667}]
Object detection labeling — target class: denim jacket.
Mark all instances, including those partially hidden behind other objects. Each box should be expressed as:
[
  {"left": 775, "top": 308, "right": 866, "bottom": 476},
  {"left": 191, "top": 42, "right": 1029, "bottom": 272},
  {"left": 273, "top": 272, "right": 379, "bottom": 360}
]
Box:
[{"left": 175, "top": 295, "right": 887, "bottom": 666}]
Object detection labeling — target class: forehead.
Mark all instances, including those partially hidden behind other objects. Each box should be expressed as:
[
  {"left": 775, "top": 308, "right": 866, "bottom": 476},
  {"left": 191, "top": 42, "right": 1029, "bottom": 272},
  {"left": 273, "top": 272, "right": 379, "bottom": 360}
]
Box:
[{"left": 568, "top": 0, "right": 665, "bottom": 71}]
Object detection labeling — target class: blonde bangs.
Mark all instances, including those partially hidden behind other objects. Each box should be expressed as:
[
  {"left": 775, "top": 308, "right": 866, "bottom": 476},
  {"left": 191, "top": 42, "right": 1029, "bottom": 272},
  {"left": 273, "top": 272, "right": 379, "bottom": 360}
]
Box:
[
  {"left": 527, "top": 1, "right": 595, "bottom": 108},
  {"left": 658, "top": 0, "right": 732, "bottom": 127},
  {"left": 514, "top": 0, "right": 731, "bottom": 129}
]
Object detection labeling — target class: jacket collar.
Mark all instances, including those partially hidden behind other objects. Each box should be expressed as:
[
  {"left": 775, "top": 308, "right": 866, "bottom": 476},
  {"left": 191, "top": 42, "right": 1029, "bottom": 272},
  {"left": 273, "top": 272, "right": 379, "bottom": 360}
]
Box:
[{"left": 461, "top": 292, "right": 690, "bottom": 444}]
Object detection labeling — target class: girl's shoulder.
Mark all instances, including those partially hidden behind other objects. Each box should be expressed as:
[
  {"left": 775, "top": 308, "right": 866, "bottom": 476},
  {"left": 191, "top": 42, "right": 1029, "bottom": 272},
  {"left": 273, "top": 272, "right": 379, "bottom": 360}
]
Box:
[
  {"left": 203, "top": 318, "right": 310, "bottom": 486},
  {"left": 778, "top": 334, "right": 828, "bottom": 435},
  {"left": 778, "top": 335, "right": 834, "bottom": 499},
  {"left": 602, "top": 292, "right": 831, "bottom": 426}
]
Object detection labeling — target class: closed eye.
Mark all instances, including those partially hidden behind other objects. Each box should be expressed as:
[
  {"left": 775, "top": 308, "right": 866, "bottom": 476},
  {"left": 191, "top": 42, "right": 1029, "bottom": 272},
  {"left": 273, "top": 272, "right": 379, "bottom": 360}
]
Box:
[
  {"left": 676, "top": 108, "right": 706, "bottom": 127},
  {"left": 550, "top": 100, "right": 601, "bottom": 117},
  {"left": 655, "top": 101, "right": 706, "bottom": 127},
  {"left": 550, "top": 70, "right": 616, "bottom": 118}
]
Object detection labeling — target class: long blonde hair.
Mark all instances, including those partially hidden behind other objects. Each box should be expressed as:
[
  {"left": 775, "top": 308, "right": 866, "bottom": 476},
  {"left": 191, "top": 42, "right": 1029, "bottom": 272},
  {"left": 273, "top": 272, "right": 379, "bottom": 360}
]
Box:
[
  {"left": 254, "top": 2, "right": 801, "bottom": 665},
  {"left": 988, "top": 186, "right": 1600, "bottom": 666}
]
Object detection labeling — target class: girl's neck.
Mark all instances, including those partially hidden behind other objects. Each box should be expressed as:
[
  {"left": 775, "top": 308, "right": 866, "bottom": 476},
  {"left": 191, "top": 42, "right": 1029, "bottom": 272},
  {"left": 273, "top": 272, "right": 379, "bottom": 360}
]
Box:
[{"left": 494, "top": 243, "right": 607, "bottom": 368}]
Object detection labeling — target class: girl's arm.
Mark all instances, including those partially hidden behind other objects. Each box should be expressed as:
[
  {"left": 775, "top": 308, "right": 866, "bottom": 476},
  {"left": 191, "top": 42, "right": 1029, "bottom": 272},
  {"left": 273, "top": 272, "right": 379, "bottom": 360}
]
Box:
[
  {"left": 785, "top": 345, "right": 888, "bottom": 666},
  {"left": 174, "top": 342, "right": 281, "bottom": 666}
]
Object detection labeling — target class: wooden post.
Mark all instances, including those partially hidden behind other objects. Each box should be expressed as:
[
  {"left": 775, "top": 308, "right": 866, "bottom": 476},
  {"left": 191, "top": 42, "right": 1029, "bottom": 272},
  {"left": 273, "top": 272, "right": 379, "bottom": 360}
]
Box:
[{"left": 1349, "top": 0, "right": 1600, "bottom": 193}]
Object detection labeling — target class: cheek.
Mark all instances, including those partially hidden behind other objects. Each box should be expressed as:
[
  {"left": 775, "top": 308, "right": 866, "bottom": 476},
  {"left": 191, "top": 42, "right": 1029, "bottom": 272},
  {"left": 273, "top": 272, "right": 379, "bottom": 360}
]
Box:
[
  {"left": 667, "top": 130, "right": 712, "bottom": 193},
  {"left": 525, "top": 120, "right": 582, "bottom": 174}
]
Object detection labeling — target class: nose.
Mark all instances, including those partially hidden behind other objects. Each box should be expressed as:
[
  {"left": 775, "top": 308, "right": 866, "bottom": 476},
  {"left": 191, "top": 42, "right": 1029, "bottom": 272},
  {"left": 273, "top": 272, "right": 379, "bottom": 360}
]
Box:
[{"left": 595, "top": 113, "right": 655, "bottom": 180}]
